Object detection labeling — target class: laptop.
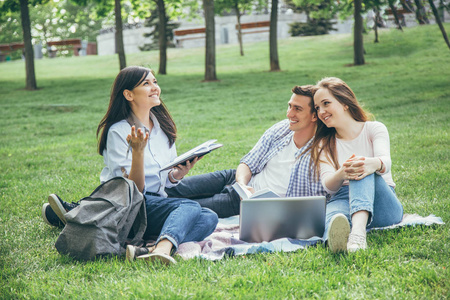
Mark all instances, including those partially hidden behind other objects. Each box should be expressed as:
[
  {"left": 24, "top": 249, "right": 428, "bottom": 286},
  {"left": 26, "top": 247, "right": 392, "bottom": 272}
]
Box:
[{"left": 239, "top": 196, "right": 326, "bottom": 243}]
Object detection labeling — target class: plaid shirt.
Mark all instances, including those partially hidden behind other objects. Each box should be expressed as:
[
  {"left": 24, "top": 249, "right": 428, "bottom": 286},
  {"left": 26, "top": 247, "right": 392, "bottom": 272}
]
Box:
[{"left": 240, "top": 119, "right": 326, "bottom": 198}]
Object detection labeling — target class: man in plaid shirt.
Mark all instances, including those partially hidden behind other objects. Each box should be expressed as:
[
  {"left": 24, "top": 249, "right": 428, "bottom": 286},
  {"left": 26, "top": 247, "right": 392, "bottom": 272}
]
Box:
[{"left": 166, "top": 85, "right": 326, "bottom": 218}]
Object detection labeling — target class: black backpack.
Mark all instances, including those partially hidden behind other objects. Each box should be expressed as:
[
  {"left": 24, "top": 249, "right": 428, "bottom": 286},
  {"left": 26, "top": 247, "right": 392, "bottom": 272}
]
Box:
[{"left": 55, "top": 177, "right": 147, "bottom": 261}]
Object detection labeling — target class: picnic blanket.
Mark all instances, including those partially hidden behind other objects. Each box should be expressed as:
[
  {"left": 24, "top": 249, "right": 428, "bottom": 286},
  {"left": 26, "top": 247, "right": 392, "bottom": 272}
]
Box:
[{"left": 176, "top": 214, "right": 444, "bottom": 261}]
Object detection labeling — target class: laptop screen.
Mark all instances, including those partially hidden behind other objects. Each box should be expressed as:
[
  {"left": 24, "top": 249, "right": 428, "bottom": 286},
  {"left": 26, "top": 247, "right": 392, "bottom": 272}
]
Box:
[{"left": 239, "top": 196, "right": 326, "bottom": 243}]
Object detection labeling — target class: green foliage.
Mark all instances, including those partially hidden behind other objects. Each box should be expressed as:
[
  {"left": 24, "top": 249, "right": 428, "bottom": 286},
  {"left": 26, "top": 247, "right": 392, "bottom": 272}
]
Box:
[
  {"left": 30, "top": 0, "right": 104, "bottom": 43},
  {"left": 0, "top": 24, "right": 449, "bottom": 299},
  {"left": 288, "top": 0, "right": 337, "bottom": 20},
  {"left": 289, "top": 19, "right": 337, "bottom": 36},
  {"left": 0, "top": 0, "right": 104, "bottom": 59},
  {"left": 0, "top": 10, "right": 23, "bottom": 44},
  {"left": 285, "top": 0, "right": 337, "bottom": 37},
  {"left": 214, "top": 0, "right": 264, "bottom": 16},
  {"left": 0, "top": 0, "right": 50, "bottom": 13},
  {"left": 0, "top": 10, "right": 24, "bottom": 60}
]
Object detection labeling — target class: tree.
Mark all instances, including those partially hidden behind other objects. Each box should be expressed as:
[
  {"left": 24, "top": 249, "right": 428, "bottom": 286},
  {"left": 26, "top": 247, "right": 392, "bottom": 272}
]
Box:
[
  {"left": 73, "top": 0, "right": 126, "bottom": 70},
  {"left": 139, "top": 8, "right": 179, "bottom": 51},
  {"left": 387, "top": 0, "right": 403, "bottom": 31},
  {"left": 34, "top": 0, "right": 103, "bottom": 56},
  {"left": 399, "top": 0, "right": 415, "bottom": 12},
  {"left": 1, "top": 0, "right": 43, "bottom": 90},
  {"left": 427, "top": 0, "right": 450, "bottom": 49},
  {"left": 114, "top": 0, "right": 126, "bottom": 69},
  {"left": 269, "top": 0, "right": 280, "bottom": 71},
  {"left": 215, "top": 0, "right": 258, "bottom": 56},
  {"left": 156, "top": 0, "right": 168, "bottom": 74},
  {"left": 203, "top": 0, "right": 218, "bottom": 81},
  {"left": 413, "top": 0, "right": 429, "bottom": 24},
  {"left": 287, "top": 0, "right": 337, "bottom": 37},
  {"left": 353, "top": 0, "right": 364, "bottom": 65},
  {"left": 133, "top": 0, "right": 188, "bottom": 75},
  {"left": 234, "top": 0, "right": 244, "bottom": 56},
  {"left": 19, "top": 0, "right": 37, "bottom": 89},
  {"left": 2, "top": 0, "right": 104, "bottom": 58},
  {"left": 371, "top": 8, "right": 384, "bottom": 43}
]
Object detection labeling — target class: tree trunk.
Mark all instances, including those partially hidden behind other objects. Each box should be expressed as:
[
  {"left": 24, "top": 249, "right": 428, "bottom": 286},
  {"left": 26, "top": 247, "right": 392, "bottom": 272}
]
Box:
[
  {"left": 157, "top": 0, "right": 167, "bottom": 74},
  {"left": 269, "top": 0, "right": 280, "bottom": 71},
  {"left": 374, "top": 9, "right": 379, "bottom": 43},
  {"left": 413, "top": 0, "right": 430, "bottom": 24},
  {"left": 19, "top": 0, "right": 37, "bottom": 90},
  {"left": 388, "top": 0, "right": 403, "bottom": 31},
  {"left": 354, "top": 0, "right": 365, "bottom": 65},
  {"left": 427, "top": 0, "right": 450, "bottom": 49},
  {"left": 114, "top": 0, "right": 126, "bottom": 70},
  {"left": 234, "top": 2, "right": 244, "bottom": 56},
  {"left": 400, "top": 0, "right": 415, "bottom": 12},
  {"left": 203, "top": 0, "right": 218, "bottom": 81}
]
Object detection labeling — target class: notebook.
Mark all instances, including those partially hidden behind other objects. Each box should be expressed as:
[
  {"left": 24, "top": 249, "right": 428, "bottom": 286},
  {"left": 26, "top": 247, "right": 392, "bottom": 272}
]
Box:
[{"left": 239, "top": 196, "right": 326, "bottom": 243}]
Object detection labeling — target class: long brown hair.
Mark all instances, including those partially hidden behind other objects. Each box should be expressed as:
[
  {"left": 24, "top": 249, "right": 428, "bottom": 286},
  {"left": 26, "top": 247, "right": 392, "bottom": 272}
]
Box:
[
  {"left": 97, "top": 66, "right": 177, "bottom": 155},
  {"left": 311, "top": 77, "right": 373, "bottom": 175}
]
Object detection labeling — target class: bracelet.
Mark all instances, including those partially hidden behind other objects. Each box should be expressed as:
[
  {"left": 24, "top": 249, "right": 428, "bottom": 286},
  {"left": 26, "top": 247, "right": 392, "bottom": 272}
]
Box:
[{"left": 169, "top": 170, "right": 182, "bottom": 183}]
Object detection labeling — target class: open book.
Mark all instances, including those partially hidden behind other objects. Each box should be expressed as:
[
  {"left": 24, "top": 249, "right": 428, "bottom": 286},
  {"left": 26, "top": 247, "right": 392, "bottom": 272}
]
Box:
[
  {"left": 161, "top": 139, "right": 223, "bottom": 171},
  {"left": 232, "top": 182, "right": 279, "bottom": 200}
]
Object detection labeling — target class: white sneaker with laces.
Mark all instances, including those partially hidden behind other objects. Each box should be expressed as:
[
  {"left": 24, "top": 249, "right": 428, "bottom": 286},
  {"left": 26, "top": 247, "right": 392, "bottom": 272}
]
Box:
[{"left": 347, "top": 232, "right": 367, "bottom": 252}]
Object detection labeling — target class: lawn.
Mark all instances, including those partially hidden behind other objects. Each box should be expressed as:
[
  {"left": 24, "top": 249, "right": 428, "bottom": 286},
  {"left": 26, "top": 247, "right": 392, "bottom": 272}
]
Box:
[{"left": 0, "top": 24, "right": 449, "bottom": 299}]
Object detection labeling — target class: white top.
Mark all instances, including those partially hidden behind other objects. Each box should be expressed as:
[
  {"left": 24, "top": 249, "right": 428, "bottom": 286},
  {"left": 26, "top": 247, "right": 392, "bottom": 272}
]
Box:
[
  {"left": 250, "top": 136, "right": 298, "bottom": 197},
  {"left": 319, "top": 121, "right": 395, "bottom": 194},
  {"left": 100, "top": 112, "right": 178, "bottom": 197}
]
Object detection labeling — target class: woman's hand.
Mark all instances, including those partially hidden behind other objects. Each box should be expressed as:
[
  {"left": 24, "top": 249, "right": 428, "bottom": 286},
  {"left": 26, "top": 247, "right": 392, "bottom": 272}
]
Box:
[
  {"left": 126, "top": 126, "right": 148, "bottom": 192},
  {"left": 342, "top": 154, "right": 381, "bottom": 180},
  {"left": 170, "top": 157, "right": 201, "bottom": 182},
  {"left": 127, "top": 126, "right": 149, "bottom": 153}
]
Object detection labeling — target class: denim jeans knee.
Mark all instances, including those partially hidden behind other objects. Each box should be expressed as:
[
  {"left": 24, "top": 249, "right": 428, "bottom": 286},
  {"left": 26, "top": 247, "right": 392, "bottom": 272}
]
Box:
[{"left": 323, "top": 174, "right": 404, "bottom": 240}]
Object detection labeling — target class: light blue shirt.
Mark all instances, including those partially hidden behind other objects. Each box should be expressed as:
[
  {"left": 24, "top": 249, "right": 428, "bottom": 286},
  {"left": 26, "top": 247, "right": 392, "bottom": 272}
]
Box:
[{"left": 100, "top": 112, "right": 178, "bottom": 197}]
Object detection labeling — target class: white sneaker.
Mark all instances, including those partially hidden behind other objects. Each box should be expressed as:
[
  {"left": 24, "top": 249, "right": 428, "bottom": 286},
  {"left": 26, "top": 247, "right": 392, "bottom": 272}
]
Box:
[
  {"left": 328, "top": 213, "right": 350, "bottom": 253},
  {"left": 126, "top": 245, "right": 150, "bottom": 262},
  {"left": 137, "top": 253, "right": 177, "bottom": 265},
  {"left": 347, "top": 233, "right": 367, "bottom": 252}
]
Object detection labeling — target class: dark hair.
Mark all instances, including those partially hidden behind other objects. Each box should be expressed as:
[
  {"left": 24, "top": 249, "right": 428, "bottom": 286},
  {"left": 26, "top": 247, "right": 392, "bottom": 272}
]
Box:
[
  {"left": 310, "top": 77, "right": 372, "bottom": 176},
  {"left": 291, "top": 85, "right": 315, "bottom": 114},
  {"left": 97, "top": 66, "right": 177, "bottom": 155}
]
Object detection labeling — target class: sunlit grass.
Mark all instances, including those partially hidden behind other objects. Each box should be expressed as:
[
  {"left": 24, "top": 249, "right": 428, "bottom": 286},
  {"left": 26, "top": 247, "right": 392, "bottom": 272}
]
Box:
[{"left": 0, "top": 24, "right": 449, "bottom": 299}]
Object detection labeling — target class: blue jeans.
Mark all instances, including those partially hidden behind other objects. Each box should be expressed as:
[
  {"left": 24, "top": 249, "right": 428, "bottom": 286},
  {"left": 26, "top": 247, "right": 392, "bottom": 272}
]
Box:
[
  {"left": 165, "top": 169, "right": 240, "bottom": 218},
  {"left": 323, "top": 173, "right": 403, "bottom": 241},
  {"left": 143, "top": 195, "right": 218, "bottom": 250}
]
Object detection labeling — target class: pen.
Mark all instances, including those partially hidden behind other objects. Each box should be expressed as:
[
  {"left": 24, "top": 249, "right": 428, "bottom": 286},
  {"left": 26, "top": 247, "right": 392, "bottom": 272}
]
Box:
[{"left": 126, "top": 139, "right": 132, "bottom": 159}]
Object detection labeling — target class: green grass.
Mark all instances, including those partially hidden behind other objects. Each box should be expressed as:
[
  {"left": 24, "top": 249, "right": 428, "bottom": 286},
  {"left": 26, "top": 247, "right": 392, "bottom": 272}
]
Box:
[{"left": 1, "top": 24, "right": 449, "bottom": 299}]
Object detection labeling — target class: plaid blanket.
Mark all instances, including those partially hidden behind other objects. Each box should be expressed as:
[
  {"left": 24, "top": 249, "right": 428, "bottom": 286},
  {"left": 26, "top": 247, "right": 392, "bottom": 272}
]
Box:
[{"left": 176, "top": 214, "right": 444, "bottom": 261}]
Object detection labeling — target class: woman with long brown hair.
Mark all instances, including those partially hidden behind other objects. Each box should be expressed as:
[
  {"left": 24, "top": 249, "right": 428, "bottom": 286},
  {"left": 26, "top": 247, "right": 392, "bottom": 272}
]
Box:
[
  {"left": 311, "top": 77, "right": 403, "bottom": 252},
  {"left": 47, "top": 66, "right": 218, "bottom": 264},
  {"left": 98, "top": 66, "right": 219, "bottom": 264}
]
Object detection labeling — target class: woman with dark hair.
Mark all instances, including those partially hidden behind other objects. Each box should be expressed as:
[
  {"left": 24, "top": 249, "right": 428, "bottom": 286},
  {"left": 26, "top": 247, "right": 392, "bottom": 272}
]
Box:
[
  {"left": 48, "top": 66, "right": 218, "bottom": 265},
  {"left": 311, "top": 77, "right": 403, "bottom": 252}
]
